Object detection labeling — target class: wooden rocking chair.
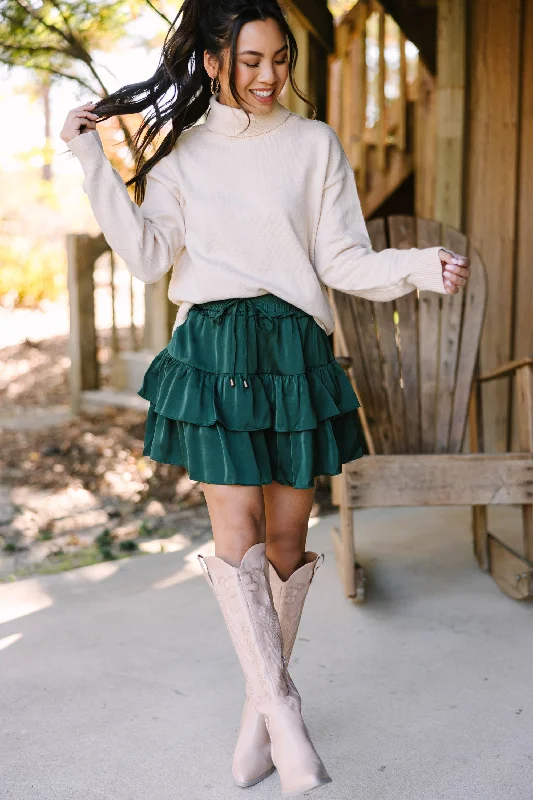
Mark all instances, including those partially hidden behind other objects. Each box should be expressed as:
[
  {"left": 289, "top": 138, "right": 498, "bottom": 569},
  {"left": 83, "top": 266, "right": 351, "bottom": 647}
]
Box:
[{"left": 329, "top": 215, "right": 533, "bottom": 603}]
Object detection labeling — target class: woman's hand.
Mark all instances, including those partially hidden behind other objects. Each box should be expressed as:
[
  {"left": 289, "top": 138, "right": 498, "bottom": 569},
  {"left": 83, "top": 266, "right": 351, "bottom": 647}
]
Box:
[
  {"left": 60, "top": 102, "right": 99, "bottom": 144},
  {"left": 439, "top": 248, "right": 470, "bottom": 294}
]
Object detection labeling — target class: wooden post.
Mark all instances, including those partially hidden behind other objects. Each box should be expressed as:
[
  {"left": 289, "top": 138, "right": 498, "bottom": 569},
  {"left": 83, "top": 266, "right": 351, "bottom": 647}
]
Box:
[
  {"left": 284, "top": 7, "right": 310, "bottom": 118},
  {"left": 67, "top": 233, "right": 100, "bottom": 413},
  {"left": 336, "top": 19, "right": 350, "bottom": 150},
  {"left": 435, "top": 0, "right": 466, "bottom": 229},
  {"left": 398, "top": 31, "right": 407, "bottom": 152},
  {"left": 109, "top": 250, "right": 119, "bottom": 356},
  {"left": 129, "top": 273, "right": 138, "bottom": 351},
  {"left": 513, "top": 1, "right": 533, "bottom": 449},
  {"left": 339, "top": 466, "right": 357, "bottom": 597},
  {"left": 516, "top": 364, "right": 533, "bottom": 562},
  {"left": 347, "top": 31, "right": 359, "bottom": 168},
  {"left": 355, "top": 2, "right": 368, "bottom": 189},
  {"left": 465, "top": 0, "right": 522, "bottom": 452},
  {"left": 327, "top": 54, "right": 342, "bottom": 134},
  {"left": 143, "top": 278, "right": 171, "bottom": 353},
  {"left": 469, "top": 380, "right": 489, "bottom": 570},
  {"left": 377, "top": 7, "right": 386, "bottom": 173},
  {"left": 414, "top": 63, "right": 437, "bottom": 218}
]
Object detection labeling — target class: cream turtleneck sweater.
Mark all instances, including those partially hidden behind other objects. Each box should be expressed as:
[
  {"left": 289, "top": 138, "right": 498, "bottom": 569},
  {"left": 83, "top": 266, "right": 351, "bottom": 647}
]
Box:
[{"left": 66, "top": 93, "right": 446, "bottom": 335}]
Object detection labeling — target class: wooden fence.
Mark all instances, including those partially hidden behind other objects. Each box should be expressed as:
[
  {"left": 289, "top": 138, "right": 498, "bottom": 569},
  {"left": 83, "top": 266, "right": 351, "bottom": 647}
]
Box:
[{"left": 67, "top": 232, "right": 157, "bottom": 413}]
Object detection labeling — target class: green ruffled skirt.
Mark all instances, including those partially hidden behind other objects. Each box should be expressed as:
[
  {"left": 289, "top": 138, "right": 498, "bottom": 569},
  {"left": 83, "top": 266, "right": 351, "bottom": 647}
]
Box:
[{"left": 137, "top": 293, "right": 364, "bottom": 489}]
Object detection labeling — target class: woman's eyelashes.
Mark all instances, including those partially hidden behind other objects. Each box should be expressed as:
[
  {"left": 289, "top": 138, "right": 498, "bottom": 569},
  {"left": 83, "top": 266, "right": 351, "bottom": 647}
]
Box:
[{"left": 244, "top": 60, "right": 288, "bottom": 68}]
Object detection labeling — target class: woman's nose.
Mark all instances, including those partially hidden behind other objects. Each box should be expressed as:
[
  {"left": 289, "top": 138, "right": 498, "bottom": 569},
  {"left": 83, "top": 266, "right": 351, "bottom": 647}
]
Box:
[{"left": 258, "top": 65, "right": 277, "bottom": 83}]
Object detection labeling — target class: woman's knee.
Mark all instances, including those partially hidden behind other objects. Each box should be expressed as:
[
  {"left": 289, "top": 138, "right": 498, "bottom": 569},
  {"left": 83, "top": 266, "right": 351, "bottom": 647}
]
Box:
[
  {"left": 201, "top": 483, "right": 266, "bottom": 565},
  {"left": 266, "top": 527, "right": 307, "bottom": 578}
]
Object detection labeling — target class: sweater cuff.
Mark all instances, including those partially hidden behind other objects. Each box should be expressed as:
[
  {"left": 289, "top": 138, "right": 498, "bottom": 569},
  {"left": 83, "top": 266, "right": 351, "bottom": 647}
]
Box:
[
  {"left": 409, "top": 246, "right": 447, "bottom": 294},
  {"left": 66, "top": 129, "right": 106, "bottom": 174}
]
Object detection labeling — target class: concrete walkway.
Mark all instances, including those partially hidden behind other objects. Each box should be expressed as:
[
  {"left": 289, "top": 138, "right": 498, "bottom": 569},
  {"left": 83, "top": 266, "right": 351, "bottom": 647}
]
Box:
[{"left": 2, "top": 506, "right": 532, "bottom": 800}]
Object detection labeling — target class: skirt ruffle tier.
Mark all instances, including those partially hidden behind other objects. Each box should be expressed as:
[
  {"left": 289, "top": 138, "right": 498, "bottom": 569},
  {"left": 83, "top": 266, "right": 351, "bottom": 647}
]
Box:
[{"left": 137, "top": 294, "right": 365, "bottom": 489}]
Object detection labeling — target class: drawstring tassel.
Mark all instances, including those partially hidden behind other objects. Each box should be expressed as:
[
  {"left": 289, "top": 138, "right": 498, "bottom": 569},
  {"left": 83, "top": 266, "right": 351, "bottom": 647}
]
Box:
[{"left": 228, "top": 376, "right": 249, "bottom": 388}]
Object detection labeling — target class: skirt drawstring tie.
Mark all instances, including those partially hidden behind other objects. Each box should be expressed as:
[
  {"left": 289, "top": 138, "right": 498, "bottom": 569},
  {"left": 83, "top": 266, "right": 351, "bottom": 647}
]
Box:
[{"left": 210, "top": 298, "right": 275, "bottom": 388}]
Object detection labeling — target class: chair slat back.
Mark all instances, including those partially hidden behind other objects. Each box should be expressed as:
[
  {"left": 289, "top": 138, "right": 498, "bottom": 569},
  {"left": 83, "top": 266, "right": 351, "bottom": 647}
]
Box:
[{"left": 330, "top": 215, "right": 488, "bottom": 455}]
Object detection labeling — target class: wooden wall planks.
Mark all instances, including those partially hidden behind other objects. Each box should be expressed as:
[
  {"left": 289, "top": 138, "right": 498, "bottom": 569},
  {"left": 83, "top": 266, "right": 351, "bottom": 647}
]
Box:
[
  {"left": 513, "top": 0, "right": 533, "bottom": 447},
  {"left": 465, "top": 0, "right": 522, "bottom": 452},
  {"left": 414, "top": 63, "right": 437, "bottom": 219},
  {"left": 435, "top": 0, "right": 466, "bottom": 230}
]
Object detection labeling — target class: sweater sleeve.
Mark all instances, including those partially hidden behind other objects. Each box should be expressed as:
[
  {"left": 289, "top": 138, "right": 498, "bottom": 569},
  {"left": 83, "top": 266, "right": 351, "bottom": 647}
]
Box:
[
  {"left": 313, "top": 130, "right": 446, "bottom": 301},
  {"left": 66, "top": 129, "right": 185, "bottom": 284}
]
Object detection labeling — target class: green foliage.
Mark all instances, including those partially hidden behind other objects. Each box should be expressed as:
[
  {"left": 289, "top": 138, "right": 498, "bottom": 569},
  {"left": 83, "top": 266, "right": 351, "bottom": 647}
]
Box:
[
  {"left": 0, "top": 239, "right": 66, "bottom": 308},
  {"left": 95, "top": 528, "right": 116, "bottom": 560},
  {"left": 37, "top": 529, "right": 54, "bottom": 541},
  {"left": 0, "top": 0, "right": 168, "bottom": 93},
  {"left": 118, "top": 539, "right": 138, "bottom": 552},
  {"left": 0, "top": 542, "right": 148, "bottom": 582},
  {"left": 138, "top": 520, "right": 152, "bottom": 537}
]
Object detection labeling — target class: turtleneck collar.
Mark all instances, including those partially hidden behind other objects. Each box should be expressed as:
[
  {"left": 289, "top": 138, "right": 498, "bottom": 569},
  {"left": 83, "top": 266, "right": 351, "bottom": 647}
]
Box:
[{"left": 203, "top": 92, "right": 292, "bottom": 138}]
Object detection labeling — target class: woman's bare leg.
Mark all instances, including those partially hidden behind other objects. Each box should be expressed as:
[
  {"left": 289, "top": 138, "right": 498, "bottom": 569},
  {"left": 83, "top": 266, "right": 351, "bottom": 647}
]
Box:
[
  {"left": 200, "top": 482, "right": 266, "bottom": 565},
  {"left": 263, "top": 478, "right": 318, "bottom": 580}
]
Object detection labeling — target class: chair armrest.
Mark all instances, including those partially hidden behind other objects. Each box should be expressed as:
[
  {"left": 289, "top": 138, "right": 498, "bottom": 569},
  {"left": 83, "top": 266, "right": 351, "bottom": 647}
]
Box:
[{"left": 476, "top": 356, "right": 533, "bottom": 383}]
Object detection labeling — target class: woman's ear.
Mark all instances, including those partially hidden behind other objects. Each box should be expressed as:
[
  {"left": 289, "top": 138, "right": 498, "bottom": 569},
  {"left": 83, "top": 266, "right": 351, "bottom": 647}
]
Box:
[{"left": 203, "top": 50, "right": 218, "bottom": 80}]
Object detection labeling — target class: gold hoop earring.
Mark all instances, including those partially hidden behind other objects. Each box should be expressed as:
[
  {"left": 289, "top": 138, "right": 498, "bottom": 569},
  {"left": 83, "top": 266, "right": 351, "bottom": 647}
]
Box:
[{"left": 210, "top": 76, "right": 220, "bottom": 95}]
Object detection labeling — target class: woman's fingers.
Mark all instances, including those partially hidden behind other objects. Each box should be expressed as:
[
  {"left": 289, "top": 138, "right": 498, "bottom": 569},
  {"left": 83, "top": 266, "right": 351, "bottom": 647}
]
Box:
[
  {"left": 439, "top": 247, "right": 469, "bottom": 267},
  {"left": 444, "top": 263, "right": 470, "bottom": 278},
  {"left": 60, "top": 101, "right": 100, "bottom": 143},
  {"left": 443, "top": 271, "right": 467, "bottom": 286},
  {"left": 70, "top": 102, "right": 98, "bottom": 120},
  {"left": 439, "top": 248, "right": 471, "bottom": 294},
  {"left": 75, "top": 110, "right": 99, "bottom": 121}
]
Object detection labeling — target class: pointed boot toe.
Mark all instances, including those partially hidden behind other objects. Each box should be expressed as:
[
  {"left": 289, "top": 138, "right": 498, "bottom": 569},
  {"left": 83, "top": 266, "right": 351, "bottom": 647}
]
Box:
[
  {"left": 232, "top": 694, "right": 275, "bottom": 787},
  {"left": 266, "top": 703, "right": 332, "bottom": 796}
]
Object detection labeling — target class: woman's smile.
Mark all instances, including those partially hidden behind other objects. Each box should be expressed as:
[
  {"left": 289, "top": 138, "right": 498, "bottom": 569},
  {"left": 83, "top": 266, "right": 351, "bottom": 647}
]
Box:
[{"left": 250, "top": 87, "right": 276, "bottom": 104}]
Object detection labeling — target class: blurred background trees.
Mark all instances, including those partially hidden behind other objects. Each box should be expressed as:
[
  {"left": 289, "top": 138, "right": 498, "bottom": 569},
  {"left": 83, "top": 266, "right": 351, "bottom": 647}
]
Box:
[{"left": 0, "top": 0, "right": 179, "bottom": 309}]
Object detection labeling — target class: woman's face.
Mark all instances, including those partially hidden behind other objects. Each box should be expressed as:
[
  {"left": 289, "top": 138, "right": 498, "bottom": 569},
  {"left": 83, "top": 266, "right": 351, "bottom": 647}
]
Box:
[{"left": 205, "top": 18, "right": 289, "bottom": 113}]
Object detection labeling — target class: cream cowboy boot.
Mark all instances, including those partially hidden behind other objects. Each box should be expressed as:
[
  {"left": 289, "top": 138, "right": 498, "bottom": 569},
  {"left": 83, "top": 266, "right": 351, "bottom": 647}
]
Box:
[
  {"left": 198, "top": 542, "right": 331, "bottom": 797},
  {"left": 231, "top": 551, "right": 324, "bottom": 788}
]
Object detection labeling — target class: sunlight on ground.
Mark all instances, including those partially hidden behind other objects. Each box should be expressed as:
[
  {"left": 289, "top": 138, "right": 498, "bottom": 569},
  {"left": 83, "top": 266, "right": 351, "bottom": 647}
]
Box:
[
  {"left": 61, "top": 560, "right": 120, "bottom": 584},
  {"left": 0, "top": 633, "right": 23, "bottom": 652},
  {"left": 138, "top": 532, "right": 191, "bottom": 554},
  {"left": 153, "top": 538, "right": 216, "bottom": 590},
  {"left": 0, "top": 579, "right": 53, "bottom": 625}
]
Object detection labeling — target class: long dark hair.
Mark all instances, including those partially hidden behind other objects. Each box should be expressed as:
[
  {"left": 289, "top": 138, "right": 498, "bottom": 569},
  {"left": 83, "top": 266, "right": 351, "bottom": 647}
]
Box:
[{"left": 92, "top": 0, "right": 316, "bottom": 203}]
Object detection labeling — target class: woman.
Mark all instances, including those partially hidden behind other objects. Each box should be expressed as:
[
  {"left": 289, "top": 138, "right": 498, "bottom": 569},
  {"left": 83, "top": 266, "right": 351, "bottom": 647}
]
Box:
[{"left": 61, "top": 0, "right": 470, "bottom": 794}]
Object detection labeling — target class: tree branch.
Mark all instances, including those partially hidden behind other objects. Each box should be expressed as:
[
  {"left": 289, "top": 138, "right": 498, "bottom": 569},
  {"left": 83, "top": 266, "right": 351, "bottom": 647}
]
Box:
[
  {"left": 47, "top": 0, "right": 76, "bottom": 37},
  {"left": 0, "top": 43, "right": 68, "bottom": 56},
  {"left": 0, "top": 59, "right": 98, "bottom": 93},
  {"left": 84, "top": 58, "right": 110, "bottom": 95},
  {"left": 142, "top": 0, "right": 172, "bottom": 26}
]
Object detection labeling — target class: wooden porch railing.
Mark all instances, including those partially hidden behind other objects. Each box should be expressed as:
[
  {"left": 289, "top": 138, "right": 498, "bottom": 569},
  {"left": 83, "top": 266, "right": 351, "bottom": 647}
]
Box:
[{"left": 327, "top": 0, "right": 419, "bottom": 218}]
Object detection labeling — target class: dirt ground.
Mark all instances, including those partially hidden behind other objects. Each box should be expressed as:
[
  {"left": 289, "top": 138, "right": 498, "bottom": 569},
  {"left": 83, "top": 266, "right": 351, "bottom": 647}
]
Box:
[{"left": 0, "top": 312, "right": 334, "bottom": 582}]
